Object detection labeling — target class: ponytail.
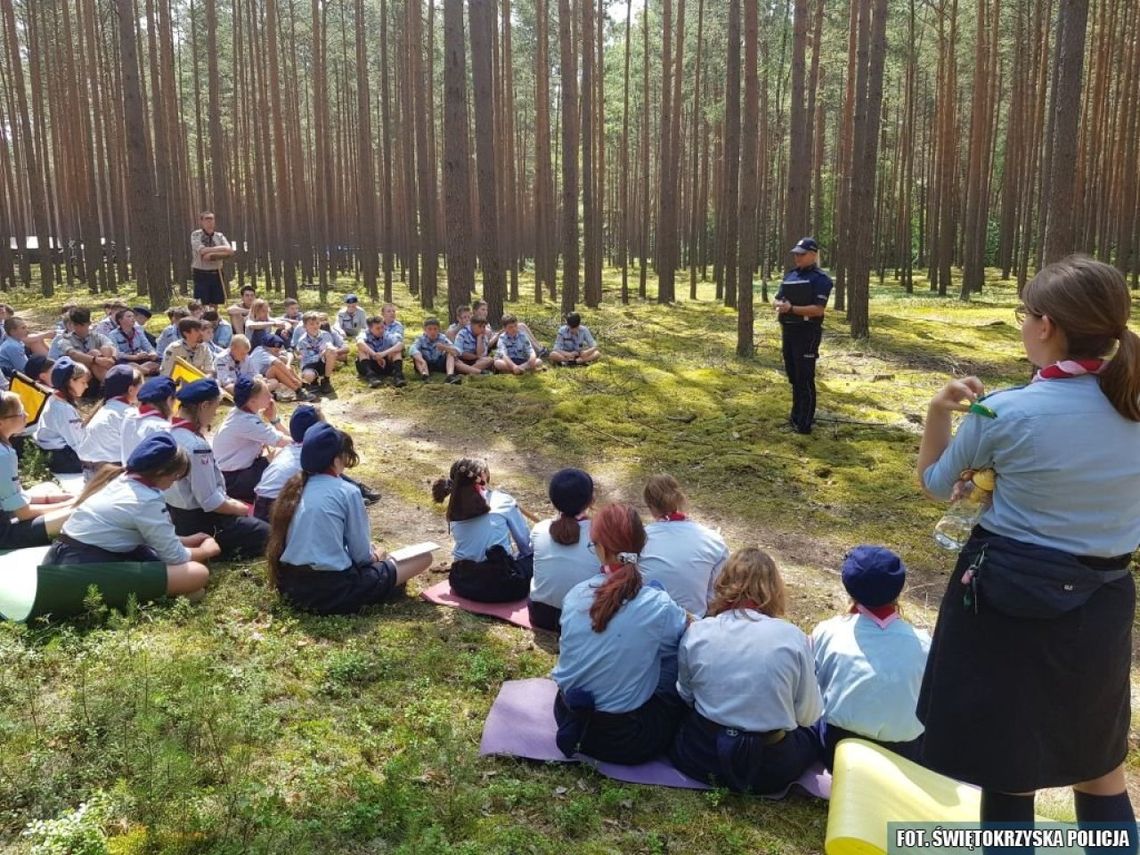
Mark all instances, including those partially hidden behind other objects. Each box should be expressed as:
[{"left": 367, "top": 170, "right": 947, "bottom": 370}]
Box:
[
  {"left": 1100, "top": 328, "right": 1140, "bottom": 422},
  {"left": 266, "top": 471, "right": 311, "bottom": 587},
  {"left": 431, "top": 477, "right": 453, "bottom": 504},
  {"left": 433, "top": 458, "right": 491, "bottom": 521},
  {"left": 550, "top": 513, "right": 583, "bottom": 545},
  {"left": 73, "top": 465, "right": 124, "bottom": 506},
  {"left": 589, "top": 561, "right": 643, "bottom": 632}
]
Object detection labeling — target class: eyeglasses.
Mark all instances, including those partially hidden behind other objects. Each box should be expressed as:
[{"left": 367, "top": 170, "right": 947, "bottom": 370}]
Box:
[
  {"left": 1013, "top": 304, "right": 1041, "bottom": 327},
  {"left": 587, "top": 541, "right": 597, "bottom": 556}
]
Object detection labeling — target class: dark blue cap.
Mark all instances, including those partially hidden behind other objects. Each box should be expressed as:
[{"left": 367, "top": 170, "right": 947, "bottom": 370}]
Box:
[
  {"left": 233, "top": 376, "right": 255, "bottom": 409},
  {"left": 345, "top": 293, "right": 359, "bottom": 304},
  {"left": 126, "top": 432, "right": 179, "bottom": 472},
  {"left": 263, "top": 334, "right": 286, "bottom": 348},
  {"left": 300, "top": 422, "right": 342, "bottom": 473},
  {"left": 102, "top": 365, "right": 136, "bottom": 400},
  {"left": 175, "top": 378, "right": 220, "bottom": 404},
  {"left": 50, "top": 357, "right": 77, "bottom": 390},
  {"left": 549, "top": 468, "right": 594, "bottom": 517},
  {"left": 132, "top": 306, "right": 153, "bottom": 319},
  {"left": 791, "top": 237, "right": 820, "bottom": 255},
  {"left": 24, "top": 355, "right": 52, "bottom": 379},
  {"left": 138, "top": 376, "right": 176, "bottom": 404},
  {"left": 289, "top": 404, "right": 321, "bottom": 442},
  {"left": 841, "top": 546, "right": 906, "bottom": 607}
]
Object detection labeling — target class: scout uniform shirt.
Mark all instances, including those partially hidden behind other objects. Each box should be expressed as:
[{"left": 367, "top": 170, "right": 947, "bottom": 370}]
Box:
[
  {"left": 212, "top": 408, "right": 281, "bottom": 472},
  {"left": 166, "top": 421, "right": 229, "bottom": 513},
  {"left": 553, "top": 325, "right": 597, "bottom": 354},
  {"left": 34, "top": 395, "right": 84, "bottom": 453},
  {"left": 409, "top": 332, "right": 449, "bottom": 363},
  {"left": 336, "top": 308, "right": 368, "bottom": 339},
  {"left": 0, "top": 336, "right": 28, "bottom": 375},
  {"left": 191, "top": 229, "right": 231, "bottom": 271},
  {"left": 295, "top": 329, "right": 336, "bottom": 368},
  {"left": 455, "top": 325, "right": 488, "bottom": 359},
  {"left": 497, "top": 331, "right": 535, "bottom": 363},
  {"left": 56, "top": 329, "right": 114, "bottom": 360},
  {"left": 110, "top": 326, "right": 154, "bottom": 357},
  {"left": 160, "top": 339, "right": 215, "bottom": 377},
  {"left": 78, "top": 398, "right": 136, "bottom": 465},
  {"left": 278, "top": 474, "right": 373, "bottom": 572},
  {"left": 119, "top": 406, "right": 169, "bottom": 465},
  {"left": 213, "top": 349, "right": 259, "bottom": 388}
]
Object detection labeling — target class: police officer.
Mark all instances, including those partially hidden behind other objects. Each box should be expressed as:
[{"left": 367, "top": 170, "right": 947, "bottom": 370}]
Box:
[
  {"left": 165, "top": 378, "right": 269, "bottom": 560},
  {"left": 774, "top": 237, "right": 834, "bottom": 435}
]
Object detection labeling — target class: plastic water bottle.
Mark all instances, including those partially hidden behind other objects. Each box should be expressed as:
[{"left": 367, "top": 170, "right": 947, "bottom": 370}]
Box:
[{"left": 933, "top": 470, "right": 994, "bottom": 551}]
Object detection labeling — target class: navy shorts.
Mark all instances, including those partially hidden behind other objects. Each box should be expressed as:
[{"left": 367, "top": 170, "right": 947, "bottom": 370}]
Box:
[
  {"left": 192, "top": 268, "right": 227, "bottom": 305},
  {"left": 0, "top": 515, "right": 49, "bottom": 551},
  {"left": 422, "top": 355, "right": 449, "bottom": 373},
  {"left": 276, "top": 559, "right": 398, "bottom": 615},
  {"left": 301, "top": 360, "right": 327, "bottom": 377}
]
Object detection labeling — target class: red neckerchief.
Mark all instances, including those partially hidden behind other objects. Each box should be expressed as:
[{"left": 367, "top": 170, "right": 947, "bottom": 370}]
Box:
[
  {"left": 850, "top": 603, "right": 900, "bottom": 629},
  {"left": 120, "top": 327, "right": 138, "bottom": 348},
  {"left": 736, "top": 599, "right": 763, "bottom": 612},
  {"left": 659, "top": 512, "right": 687, "bottom": 522},
  {"left": 602, "top": 563, "right": 624, "bottom": 575},
  {"left": 171, "top": 417, "right": 201, "bottom": 436},
  {"left": 1032, "top": 358, "right": 1107, "bottom": 382},
  {"left": 322, "top": 466, "right": 338, "bottom": 477},
  {"left": 53, "top": 390, "right": 70, "bottom": 402},
  {"left": 138, "top": 404, "right": 165, "bottom": 420}
]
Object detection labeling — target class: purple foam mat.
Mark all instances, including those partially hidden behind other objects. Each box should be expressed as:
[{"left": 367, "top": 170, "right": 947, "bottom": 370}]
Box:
[
  {"left": 479, "top": 678, "right": 831, "bottom": 798},
  {"left": 419, "top": 579, "right": 534, "bottom": 629}
]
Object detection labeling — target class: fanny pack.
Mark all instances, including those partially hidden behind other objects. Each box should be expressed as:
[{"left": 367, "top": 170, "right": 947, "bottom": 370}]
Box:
[{"left": 960, "top": 529, "right": 1132, "bottom": 620}]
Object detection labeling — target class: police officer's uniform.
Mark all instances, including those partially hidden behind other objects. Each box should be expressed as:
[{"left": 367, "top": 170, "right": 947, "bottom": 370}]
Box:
[{"left": 776, "top": 238, "right": 834, "bottom": 434}]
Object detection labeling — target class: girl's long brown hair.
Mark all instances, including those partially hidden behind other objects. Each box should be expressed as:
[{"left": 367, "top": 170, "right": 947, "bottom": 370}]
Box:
[
  {"left": 266, "top": 471, "right": 310, "bottom": 587},
  {"left": 707, "top": 548, "right": 787, "bottom": 619},
  {"left": 643, "top": 473, "right": 687, "bottom": 517},
  {"left": 431, "top": 458, "right": 490, "bottom": 521},
  {"left": 587, "top": 503, "right": 648, "bottom": 633}
]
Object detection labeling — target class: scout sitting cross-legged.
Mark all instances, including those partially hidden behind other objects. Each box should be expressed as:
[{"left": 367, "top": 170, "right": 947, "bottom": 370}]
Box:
[
  {"left": 454, "top": 317, "right": 494, "bottom": 376},
  {"left": 34, "top": 358, "right": 90, "bottom": 477},
  {"left": 410, "top": 317, "right": 461, "bottom": 384},
  {"left": 212, "top": 377, "right": 292, "bottom": 503},
  {"left": 120, "top": 376, "right": 176, "bottom": 464},
  {"left": 549, "top": 313, "right": 600, "bottom": 366},
  {"left": 494, "top": 314, "right": 542, "bottom": 375},
  {"left": 78, "top": 365, "right": 143, "bottom": 477},
  {"left": 356, "top": 315, "right": 408, "bottom": 388}
]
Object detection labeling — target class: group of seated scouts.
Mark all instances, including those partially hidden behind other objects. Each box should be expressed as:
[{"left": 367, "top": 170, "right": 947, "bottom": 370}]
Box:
[{"left": 2, "top": 364, "right": 929, "bottom": 794}]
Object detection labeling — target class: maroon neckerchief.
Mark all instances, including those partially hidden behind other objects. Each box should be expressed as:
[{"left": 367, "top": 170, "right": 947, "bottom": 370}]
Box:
[
  {"left": 658, "top": 512, "right": 687, "bottom": 522},
  {"left": 1032, "top": 358, "right": 1107, "bottom": 383},
  {"left": 120, "top": 326, "right": 139, "bottom": 349},
  {"left": 171, "top": 416, "right": 201, "bottom": 436},
  {"left": 849, "top": 602, "right": 900, "bottom": 629},
  {"left": 602, "top": 562, "right": 625, "bottom": 576},
  {"left": 138, "top": 404, "right": 165, "bottom": 420}
]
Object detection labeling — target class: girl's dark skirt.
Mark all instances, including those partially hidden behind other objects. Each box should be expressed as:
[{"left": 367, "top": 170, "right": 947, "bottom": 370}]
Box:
[
  {"left": 0, "top": 515, "right": 48, "bottom": 550},
  {"left": 276, "top": 560, "right": 398, "bottom": 615},
  {"left": 222, "top": 456, "right": 269, "bottom": 504},
  {"left": 554, "top": 689, "right": 686, "bottom": 766},
  {"left": 527, "top": 598, "right": 561, "bottom": 633},
  {"left": 48, "top": 445, "right": 82, "bottom": 474},
  {"left": 449, "top": 546, "right": 533, "bottom": 603},
  {"left": 192, "top": 268, "right": 227, "bottom": 306},
  {"left": 917, "top": 544, "right": 1134, "bottom": 792}
]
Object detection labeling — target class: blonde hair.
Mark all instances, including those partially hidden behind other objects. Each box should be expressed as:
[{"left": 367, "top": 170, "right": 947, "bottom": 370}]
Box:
[
  {"left": 643, "top": 473, "right": 688, "bottom": 517},
  {"left": 230, "top": 334, "right": 251, "bottom": 353},
  {"left": 707, "top": 548, "right": 787, "bottom": 618},
  {"left": 250, "top": 299, "right": 270, "bottom": 321}
]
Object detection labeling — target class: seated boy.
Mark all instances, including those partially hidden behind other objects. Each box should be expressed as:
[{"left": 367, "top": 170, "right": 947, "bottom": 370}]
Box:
[
  {"left": 410, "top": 317, "right": 461, "bottom": 384},
  {"left": 472, "top": 299, "right": 548, "bottom": 357},
  {"left": 160, "top": 318, "right": 216, "bottom": 377},
  {"left": 155, "top": 307, "right": 189, "bottom": 357},
  {"left": 494, "top": 314, "right": 542, "bottom": 375},
  {"left": 203, "top": 309, "right": 233, "bottom": 348},
  {"left": 355, "top": 315, "right": 407, "bottom": 388},
  {"left": 445, "top": 305, "right": 473, "bottom": 342},
  {"left": 281, "top": 297, "right": 303, "bottom": 333},
  {"left": 454, "top": 316, "right": 494, "bottom": 376},
  {"left": 93, "top": 300, "right": 127, "bottom": 337},
  {"left": 320, "top": 314, "right": 352, "bottom": 362},
  {"left": 227, "top": 285, "right": 257, "bottom": 335},
  {"left": 549, "top": 312, "right": 600, "bottom": 366},
  {"left": 0, "top": 317, "right": 32, "bottom": 378},
  {"left": 253, "top": 334, "right": 315, "bottom": 402},
  {"left": 336, "top": 294, "right": 368, "bottom": 340},
  {"left": 109, "top": 308, "right": 159, "bottom": 375},
  {"left": 294, "top": 311, "right": 339, "bottom": 395},
  {"left": 57, "top": 307, "right": 117, "bottom": 382}
]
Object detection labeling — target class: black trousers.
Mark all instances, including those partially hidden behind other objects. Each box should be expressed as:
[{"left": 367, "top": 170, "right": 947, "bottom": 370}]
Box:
[
  {"left": 167, "top": 505, "right": 269, "bottom": 561},
  {"left": 527, "top": 598, "right": 561, "bottom": 633},
  {"left": 449, "top": 546, "right": 533, "bottom": 603},
  {"left": 222, "top": 457, "right": 269, "bottom": 504},
  {"left": 820, "top": 722, "right": 923, "bottom": 772},
  {"left": 356, "top": 357, "right": 404, "bottom": 380},
  {"left": 780, "top": 322, "right": 823, "bottom": 432},
  {"left": 48, "top": 446, "right": 83, "bottom": 474},
  {"left": 554, "top": 689, "right": 686, "bottom": 766}
]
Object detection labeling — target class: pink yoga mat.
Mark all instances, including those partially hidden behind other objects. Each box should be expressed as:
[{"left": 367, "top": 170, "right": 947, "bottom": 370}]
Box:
[
  {"left": 420, "top": 579, "right": 534, "bottom": 629},
  {"left": 479, "top": 678, "right": 832, "bottom": 798}
]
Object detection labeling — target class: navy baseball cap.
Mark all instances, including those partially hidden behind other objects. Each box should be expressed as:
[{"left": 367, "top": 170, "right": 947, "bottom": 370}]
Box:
[
  {"left": 841, "top": 546, "right": 906, "bottom": 607},
  {"left": 175, "top": 378, "right": 221, "bottom": 404},
  {"left": 102, "top": 365, "right": 137, "bottom": 400},
  {"left": 791, "top": 237, "right": 820, "bottom": 255},
  {"left": 289, "top": 404, "right": 322, "bottom": 442},
  {"left": 263, "top": 334, "right": 286, "bottom": 348},
  {"left": 50, "top": 357, "right": 77, "bottom": 390},
  {"left": 233, "top": 376, "right": 255, "bottom": 409}
]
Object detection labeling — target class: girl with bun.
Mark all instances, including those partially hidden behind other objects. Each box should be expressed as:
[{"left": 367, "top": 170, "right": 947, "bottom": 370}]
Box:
[
  {"left": 432, "top": 458, "right": 533, "bottom": 602},
  {"left": 527, "top": 468, "right": 598, "bottom": 632}
]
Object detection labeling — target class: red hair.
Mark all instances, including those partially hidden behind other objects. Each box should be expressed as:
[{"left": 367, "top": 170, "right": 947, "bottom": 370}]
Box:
[{"left": 588, "top": 503, "right": 647, "bottom": 632}]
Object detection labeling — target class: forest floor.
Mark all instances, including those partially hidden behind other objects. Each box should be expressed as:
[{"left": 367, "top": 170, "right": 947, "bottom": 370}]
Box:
[{"left": 2, "top": 267, "right": 1139, "bottom": 854}]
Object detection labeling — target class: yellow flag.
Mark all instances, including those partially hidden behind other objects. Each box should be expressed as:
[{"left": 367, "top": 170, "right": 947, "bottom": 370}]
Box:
[
  {"left": 169, "top": 356, "right": 207, "bottom": 391},
  {"left": 11, "top": 373, "right": 49, "bottom": 426}
]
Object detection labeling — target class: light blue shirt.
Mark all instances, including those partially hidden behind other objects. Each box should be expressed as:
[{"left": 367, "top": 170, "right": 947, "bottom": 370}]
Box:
[
  {"left": 553, "top": 325, "right": 596, "bottom": 353},
  {"left": 812, "top": 613, "right": 930, "bottom": 742},
  {"left": 639, "top": 518, "right": 730, "bottom": 617},
  {"left": 529, "top": 518, "right": 597, "bottom": 608},
  {"left": 119, "top": 409, "right": 169, "bottom": 465},
  {"left": 155, "top": 324, "right": 179, "bottom": 358},
  {"left": 678, "top": 610, "right": 822, "bottom": 732},
  {"left": 0, "top": 442, "right": 28, "bottom": 512},
  {"left": 337, "top": 308, "right": 367, "bottom": 338},
  {"left": 455, "top": 325, "right": 487, "bottom": 357},
  {"left": 385, "top": 320, "right": 406, "bottom": 342},
  {"left": 247, "top": 347, "right": 278, "bottom": 377},
  {"left": 254, "top": 443, "right": 301, "bottom": 500},
  {"left": 409, "top": 332, "right": 448, "bottom": 362},
  {"left": 296, "top": 330, "right": 335, "bottom": 367},
  {"left": 165, "top": 426, "right": 228, "bottom": 512},
  {"left": 497, "top": 331, "right": 534, "bottom": 362},
  {"left": 109, "top": 327, "right": 154, "bottom": 356},
  {"left": 62, "top": 474, "right": 191, "bottom": 565},
  {"left": 212, "top": 321, "right": 233, "bottom": 348},
  {"left": 0, "top": 337, "right": 28, "bottom": 375},
  {"left": 213, "top": 350, "right": 258, "bottom": 388},
  {"left": 78, "top": 399, "right": 135, "bottom": 465},
  {"left": 279, "top": 474, "right": 372, "bottom": 572},
  {"left": 449, "top": 489, "right": 533, "bottom": 561},
  {"left": 553, "top": 577, "right": 688, "bottom": 713},
  {"left": 923, "top": 375, "right": 1140, "bottom": 556}
]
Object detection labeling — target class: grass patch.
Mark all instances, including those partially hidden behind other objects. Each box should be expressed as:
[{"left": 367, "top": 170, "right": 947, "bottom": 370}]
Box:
[{"left": 3, "top": 265, "right": 1138, "bottom": 851}]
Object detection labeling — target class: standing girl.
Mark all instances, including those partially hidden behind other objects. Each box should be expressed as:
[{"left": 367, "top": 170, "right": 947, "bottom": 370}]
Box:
[
  {"left": 669, "top": 548, "right": 823, "bottom": 793},
  {"left": 266, "top": 423, "right": 432, "bottom": 614},
  {"left": 0, "top": 391, "right": 73, "bottom": 547},
  {"left": 551, "top": 503, "right": 689, "bottom": 765},
  {"left": 432, "top": 458, "right": 533, "bottom": 602},
  {"left": 528, "top": 468, "right": 598, "bottom": 632},
  {"left": 34, "top": 357, "right": 89, "bottom": 476},
  {"left": 48, "top": 433, "right": 220, "bottom": 600},
  {"left": 917, "top": 256, "right": 1140, "bottom": 836}
]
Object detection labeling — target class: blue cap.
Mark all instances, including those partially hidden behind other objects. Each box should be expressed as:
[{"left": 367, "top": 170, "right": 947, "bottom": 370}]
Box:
[
  {"left": 102, "top": 365, "right": 136, "bottom": 400},
  {"left": 841, "top": 546, "right": 906, "bottom": 607},
  {"left": 233, "top": 376, "right": 255, "bottom": 409},
  {"left": 263, "top": 334, "right": 286, "bottom": 348},
  {"left": 300, "top": 422, "right": 342, "bottom": 473},
  {"left": 289, "top": 404, "right": 322, "bottom": 442},
  {"left": 549, "top": 468, "right": 594, "bottom": 517},
  {"left": 24, "top": 355, "right": 52, "bottom": 380},
  {"left": 345, "top": 294, "right": 359, "bottom": 304},
  {"left": 126, "top": 432, "right": 179, "bottom": 472},
  {"left": 138, "top": 376, "right": 176, "bottom": 404},
  {"left": 175, "top": 378, "right": 220, "bottom": 404},
  {"left": 791, "top": 237, "right": 820, "bottom": 255},
  {"left": 50, "top": 357, "right": 77, "bottom": 390},
  {"left": 132, "top": 306, "right": 153, "bottom": 319}
]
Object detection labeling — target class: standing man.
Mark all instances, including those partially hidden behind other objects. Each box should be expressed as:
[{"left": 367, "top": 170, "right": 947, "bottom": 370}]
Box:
[
  {"left": 190, "top": 212, "right": 235, "bottom": 310},
  {"left": 774, "top": 237, "right": 833, "bottom": 435}
]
